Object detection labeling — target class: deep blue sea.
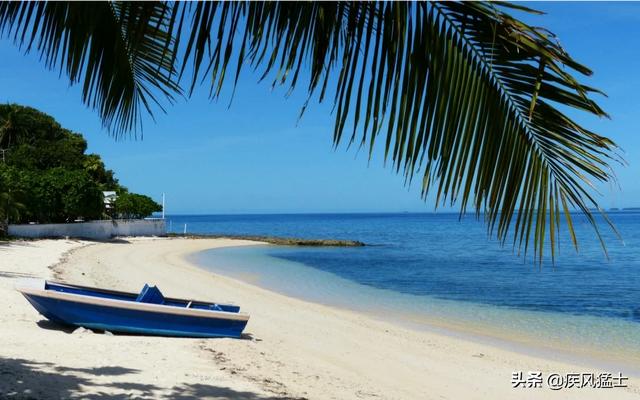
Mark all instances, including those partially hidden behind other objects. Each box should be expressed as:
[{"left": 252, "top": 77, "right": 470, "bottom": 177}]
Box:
[{"left": 168, "top": 212, "right": 640, "bottom": 366}]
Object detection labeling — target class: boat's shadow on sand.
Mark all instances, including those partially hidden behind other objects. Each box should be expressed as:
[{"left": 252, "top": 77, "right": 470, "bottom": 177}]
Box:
[
  {"left": 36, "top": 319, "right": 77, "bottom": 334},
  {"left": 36, "top": 320, "right": 258, "bottom": 341}
]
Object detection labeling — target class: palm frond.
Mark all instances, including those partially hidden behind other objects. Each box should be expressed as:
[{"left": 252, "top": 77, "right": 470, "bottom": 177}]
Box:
[
  {"left": 180, "top": 1, "right": 619, "bottom": 261},
  {"left": 0, "top": 1, "right": 620, "bottom": 261},
  {"left": 0, "top": 2, "right": 181, "bottom": 135}
]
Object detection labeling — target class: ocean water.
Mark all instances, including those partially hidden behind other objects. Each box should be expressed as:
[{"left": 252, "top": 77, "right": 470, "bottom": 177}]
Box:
[{"left": 169, "top": 212, "right": 640, "bottom": 368}]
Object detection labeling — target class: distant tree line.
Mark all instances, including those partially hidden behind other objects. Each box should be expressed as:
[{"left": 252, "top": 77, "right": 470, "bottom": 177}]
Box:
[
  {"left": 114, "top": 192, "right": 162, "bottom": 219},
  {"left": 0, "top": 104, "right": 160, "bottom": 234}
]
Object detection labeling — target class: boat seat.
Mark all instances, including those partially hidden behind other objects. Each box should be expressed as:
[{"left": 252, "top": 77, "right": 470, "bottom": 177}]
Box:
[{"left": 136, "top": 284, "right": 165, "bottom": 304}]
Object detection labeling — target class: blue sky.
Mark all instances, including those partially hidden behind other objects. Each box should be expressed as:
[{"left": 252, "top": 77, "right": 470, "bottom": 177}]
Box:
[{"left": 0, "top": 2, "right": 638, "bottom": 214}]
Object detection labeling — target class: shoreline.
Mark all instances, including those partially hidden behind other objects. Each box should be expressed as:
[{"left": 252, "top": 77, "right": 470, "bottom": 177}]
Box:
[
  {"left": 189, "top": 243, "right": 640, "bottom": 377},
  {"left": 2, "top": 237, "right": 639, "bottom": 399}
]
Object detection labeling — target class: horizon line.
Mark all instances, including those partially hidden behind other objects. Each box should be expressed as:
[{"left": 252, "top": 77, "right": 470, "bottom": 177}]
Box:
[{"left": 157, "top": 208, "right": 640, "bottom": 217}]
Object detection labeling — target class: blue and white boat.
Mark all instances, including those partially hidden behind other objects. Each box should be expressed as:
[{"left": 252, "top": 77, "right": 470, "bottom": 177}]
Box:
[{"left": 16, "top": 280, "right": 249, "bottom": 338}]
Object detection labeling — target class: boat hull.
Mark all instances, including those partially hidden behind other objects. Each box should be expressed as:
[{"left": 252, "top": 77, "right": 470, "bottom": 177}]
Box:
[{"left": 19, "top": 281, "right": 249, "bottom": 338}]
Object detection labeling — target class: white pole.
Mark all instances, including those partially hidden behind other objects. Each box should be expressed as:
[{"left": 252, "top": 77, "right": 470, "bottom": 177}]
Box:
[
  {"left": 183, "top": 223, "right": 187, "bottom": 235},
  {"left": 162, "top": 193, "right": 165, "bottom": 219}
]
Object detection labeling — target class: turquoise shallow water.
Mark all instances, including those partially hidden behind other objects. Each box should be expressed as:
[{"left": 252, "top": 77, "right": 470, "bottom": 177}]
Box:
[{"left": 171, "top": 212, "right": 640, "bottom": 369}]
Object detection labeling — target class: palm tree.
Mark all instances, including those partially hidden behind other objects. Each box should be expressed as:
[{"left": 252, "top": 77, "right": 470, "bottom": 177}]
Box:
[
  {"left": 0, "top": 188, "right": 23, "bottom": 236},
  {"left": 0, "top": 2, "right": 620, "bottom": 260},
  {"left": 0, "top": 103, "right": 26, "bottom": 149}
]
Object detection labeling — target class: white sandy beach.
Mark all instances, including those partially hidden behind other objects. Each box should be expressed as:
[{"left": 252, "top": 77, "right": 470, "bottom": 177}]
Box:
[{"left": 1, "top": 238, "right": 638, "bottom": 399}]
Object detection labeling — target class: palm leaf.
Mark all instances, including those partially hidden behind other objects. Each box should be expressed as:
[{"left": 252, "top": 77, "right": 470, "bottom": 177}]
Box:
[
  {"left": 178, "top": 1, "right": 619, "bottom": 261},
  {"left": 0, "top": 1, "right": 620, "bottom": 261},
  {"left": 0, "top": 2, "right": 181, "bottom": 135}
]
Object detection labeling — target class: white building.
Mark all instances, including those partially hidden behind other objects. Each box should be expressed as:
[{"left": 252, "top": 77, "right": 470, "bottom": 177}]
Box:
[{"left": 103, "top": 191, "right": 117, "bottom": 211}]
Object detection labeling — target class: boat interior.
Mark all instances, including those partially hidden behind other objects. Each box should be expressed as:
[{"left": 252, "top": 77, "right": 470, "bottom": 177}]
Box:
[{"left": 44, "top": 281, "right": 241, "bottom": 313}]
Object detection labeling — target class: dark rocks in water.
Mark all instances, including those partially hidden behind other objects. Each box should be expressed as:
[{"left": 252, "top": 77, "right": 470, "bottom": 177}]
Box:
[
  {"left": 167, "top": 233, "right": 365, "bottom": 247},
  {"left": 263, "top": 238, "right": 365, "bottom": 247}
]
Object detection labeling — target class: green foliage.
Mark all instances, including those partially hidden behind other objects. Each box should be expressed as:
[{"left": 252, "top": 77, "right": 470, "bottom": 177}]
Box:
[
  {"left": 83, "top": 154, "right": 119, "bottom": 189},
  {"left": 0, "top": 173, "right": 24, "bottom": 235},
  {"left": 0, "top": 166, "right": 103, "bottom": 223},
  {"left": 114, "top": 192, "right": 162, "bottom": 219},
  {"left": 0, "top": 104, "right": 87, "bottom": 170},
  {"left": 42, "top": 168, "right": 104, "bottom": 222},
  {"left": 0, "top": 103, "right": 57, "bottom": 148},
  {"left": 6, "top": 132, "right": 87, "bottom": 170},
  {"left": 0, "top": 3, "right": 622, "bottom": 259},
  {"left": 0, "top": 3, "right": 179, "bottom": 133},
  {"left": 0, "top": 104, "right": 152, "bottom": 223}
]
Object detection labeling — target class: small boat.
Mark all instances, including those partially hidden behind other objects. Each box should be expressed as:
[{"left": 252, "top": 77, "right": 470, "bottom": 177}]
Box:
[{"left": 16, "top": 280, "right": 249, "bottom": 338}]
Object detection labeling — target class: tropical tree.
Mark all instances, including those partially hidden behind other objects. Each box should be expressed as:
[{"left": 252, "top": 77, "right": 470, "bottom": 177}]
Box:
[
  {"left": 0, "top": 105, "right": 151, "bottom": 223},
  {"left": 114, "top": 192, "right": 162, "bottom": 219},
  {"left": 0, "top": 103, "right": 26, "bottom": 150},
  {"left": 0, "top": 180, "right": 24, "bottom": 236},
  {"left": 0, "top": 166, "right": 104, "bottom": 223},
  {"left": 0, "top": 2, "right": 621, "bottom": 260},
  {"left": 83, "top": 154, "right": 119, "bottom": 190}
]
